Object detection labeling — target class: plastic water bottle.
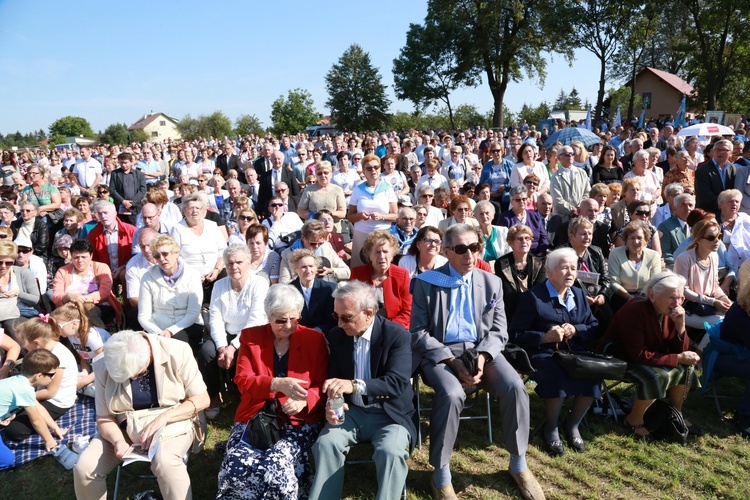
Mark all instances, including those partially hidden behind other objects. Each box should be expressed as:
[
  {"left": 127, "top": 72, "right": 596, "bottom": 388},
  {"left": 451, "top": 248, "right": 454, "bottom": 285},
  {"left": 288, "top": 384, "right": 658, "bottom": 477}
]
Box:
[{"left": 328, "top": 394, "right": 345, "bottom": 425}]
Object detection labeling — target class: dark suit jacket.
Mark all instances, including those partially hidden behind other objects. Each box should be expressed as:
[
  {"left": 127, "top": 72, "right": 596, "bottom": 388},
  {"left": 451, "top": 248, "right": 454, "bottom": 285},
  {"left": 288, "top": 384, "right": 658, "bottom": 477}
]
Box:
[
  {"left": 497, "top": 209, "right": 549, "bottom": 255},
  {"left": 234, "top": 323, "right": 328, "bottom": 423},
  {"left": 551, "top": 218, "right": 611, "bottom": 257},
  {"left": 11, "top": 217, "right": 49, "bottom": 260},
  {"left": 291, "top": 277, "right": 337, "bottom": 334},
  {"left": 252, "top": 155, "right": 272, "bottom": 175},
  {"left": 283, "top": 195, "right": 298, "bottom": 214},
  {"left": 109, "top": 168, "right": 147, "bottom": 212},
  {"left": 696, "top": 159, "right": 737, "bottom": 215},
  {"left": 258, "top": 168, "right": 301, "bottom": 218},
  {"left": 216, "top": 153, "right": 240, "bottom": 177},
  {"left": 350, "top": 264, "right": 412, "bottom": 329},
  {"left": 327, "top": 315, "right": 417, "bottom": 449}
]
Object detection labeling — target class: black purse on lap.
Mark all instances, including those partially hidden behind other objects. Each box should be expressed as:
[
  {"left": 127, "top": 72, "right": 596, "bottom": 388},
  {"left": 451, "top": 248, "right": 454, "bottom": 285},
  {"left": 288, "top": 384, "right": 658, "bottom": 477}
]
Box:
[{"left": 241, "top": 399, "right": 285, "bottom": 451}]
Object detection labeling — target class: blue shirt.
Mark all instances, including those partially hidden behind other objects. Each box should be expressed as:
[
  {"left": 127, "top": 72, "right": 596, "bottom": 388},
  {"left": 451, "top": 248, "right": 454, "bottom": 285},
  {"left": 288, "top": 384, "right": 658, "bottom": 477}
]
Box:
[
  {"left": 545, "top": 279, "right": 576, "bottom": 312},
  {"left": 445, "top": 265, "right": 477, "bottom": 343}
]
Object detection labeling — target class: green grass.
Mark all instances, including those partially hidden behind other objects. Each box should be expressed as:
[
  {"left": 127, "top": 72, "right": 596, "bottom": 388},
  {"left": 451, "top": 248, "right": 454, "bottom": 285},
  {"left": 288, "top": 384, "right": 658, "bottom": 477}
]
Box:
[{"left": 1, "top": 377, "right": 749, "bottom": 499}]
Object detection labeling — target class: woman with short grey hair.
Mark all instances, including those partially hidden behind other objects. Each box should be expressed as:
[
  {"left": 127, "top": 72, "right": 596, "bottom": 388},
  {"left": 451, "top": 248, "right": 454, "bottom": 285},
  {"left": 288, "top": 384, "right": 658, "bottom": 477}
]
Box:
[
  {"left": 74, "top": 330, "right": 209, "bottom": 499},
  {"left": 217, "top": 284, "right": 329, "bottom": 499}
]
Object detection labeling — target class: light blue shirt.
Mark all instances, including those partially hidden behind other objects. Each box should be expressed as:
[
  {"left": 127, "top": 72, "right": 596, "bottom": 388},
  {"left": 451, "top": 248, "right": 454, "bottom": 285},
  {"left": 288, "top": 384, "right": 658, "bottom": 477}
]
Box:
[
  {"left": 545, "top": 279, "right": 576, "bottom": 312},
  {"left": 352, "top": 320, "right": 374, "bottom": 407},
  {"left": 445, "top": 265, "right": 477, "bottom": 343}
]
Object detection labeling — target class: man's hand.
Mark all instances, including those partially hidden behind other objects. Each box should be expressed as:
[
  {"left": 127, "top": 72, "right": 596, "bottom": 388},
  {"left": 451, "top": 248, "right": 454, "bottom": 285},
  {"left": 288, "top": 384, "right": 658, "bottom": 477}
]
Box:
[
  {"left": 446, "top": 358, "right": 478, "bottom": 386},
  {"left": 122, "top": 200, "right": 133, "bottom": 210},
  {"left": 325, "top": 402, "right": 349, "bottom": 425},
  {"left": 203, "top": 269, "right": 220, "bottom": 283},
  {"left": 322, "top": 378, "right": 354, "bottom": 399},
  {"left": 217, "top": 346, "right": 237, "bottom": 370}
]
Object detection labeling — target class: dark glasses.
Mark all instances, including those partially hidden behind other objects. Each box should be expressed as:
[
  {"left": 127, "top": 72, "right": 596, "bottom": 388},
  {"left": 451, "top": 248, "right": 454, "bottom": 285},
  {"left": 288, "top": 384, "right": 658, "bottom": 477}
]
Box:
[
  {"left": 633, "top": 210, "right": 650, "bottom": 216},
  {"left": 43, "top": 371, "right": 57, "bottom": 378},
  {"left": 0, "top": 260, "right": 14, "bottom": 266},
  {"left": 332, "top": 311, "right": 360, "bottom": 323},
  {"left": 447, "top": 243, "right": 480, "bottom": 254},
  {"left": 524, "top": 181, "right": 539, "bottom": 187},
  {"left": 562, "top": 152, "right": 575, "bottom": 157},
  {"left": 18, "top": 248, "right": 32, "bottom": 254},
  {"left": 273, "top": 317, "right": 299, "bottom": 325},
  {"left": 703, "top": 234, "right": 721, "bottom": 242},
  {"left": 364, "top": 166, "right": 380, "bottom": 172},
  {"left": 269, "top": 203, "right": 284, "bottom": 208},
  {"left": 238, "top": 215, "right": 255, "bottom": 221},
  {"left": 153, "top": 251, "right": 172, "bottom": 259}
]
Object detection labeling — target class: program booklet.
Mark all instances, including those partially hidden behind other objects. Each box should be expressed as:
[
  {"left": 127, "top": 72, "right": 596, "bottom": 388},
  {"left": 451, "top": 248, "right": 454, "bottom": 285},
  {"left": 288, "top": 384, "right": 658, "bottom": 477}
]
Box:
[{"left": 121, "top": 425, "right": 164, "bottom": 465}]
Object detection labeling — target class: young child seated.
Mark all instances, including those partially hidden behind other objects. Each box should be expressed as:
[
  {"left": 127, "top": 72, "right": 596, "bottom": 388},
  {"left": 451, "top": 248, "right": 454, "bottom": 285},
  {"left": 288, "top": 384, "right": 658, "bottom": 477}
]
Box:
[
  {"left": 50, "top": 302, "right": 110, "bottom": 395},
  {"left": 4, "top": 317, "right": 77, "bottom": 440},
  {"left": 0, "top": 349, "right": 67, "bottom": 467},
  {"left": 0, "top": 328, "right": 21, "bottom": 380}
]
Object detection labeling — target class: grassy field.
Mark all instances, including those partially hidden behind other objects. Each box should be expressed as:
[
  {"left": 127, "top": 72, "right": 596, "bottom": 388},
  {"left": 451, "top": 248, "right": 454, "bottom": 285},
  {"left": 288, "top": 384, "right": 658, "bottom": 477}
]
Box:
[{"left": 2, "top": 377, "right": 749, "bottom": 499}]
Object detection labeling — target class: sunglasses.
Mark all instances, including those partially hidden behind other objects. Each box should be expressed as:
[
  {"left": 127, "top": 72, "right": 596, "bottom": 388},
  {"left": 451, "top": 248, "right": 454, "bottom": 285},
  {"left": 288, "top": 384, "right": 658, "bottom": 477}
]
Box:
[
  {"left": 364, "top": 166, "right": 380, "bottom": 172},
  {"left": 524, "top": 181, "right": 539, "bottom": 187},
  {"left": 491, "top": 149, "right": 502, "bottom": 153},
  {"left": 703, "top": 234, "right": 721, "bottom": 242},
  {"left": 0, "top": 235, "right": 7, "bottom": 239},
  {"left": 42, "top": 371, "right": 57, "bottom": 378},
  {"left": 238, "top": 215, "right": 255, "bottom": 221},
  {"left": 561, "top": 152, "right": 575, "bottom": 157},
  {"left": 332, "top": 311, "right": 361, "bottom": 323},
  {"left": 269, "top": 203, "right": 284, "bottom": 208},
  {"left": 420, "top": 194, "right": 434, "bottom": 198},
  {"left": 633, "top": 209, "right": 650, "bottom": 216},
  {"left": 422, "top": 238, "right": 441, "bottom": 246},
  {"left": 153, "top": 251, "right": 173, "bottom": 259},
  {"left": 447, "top": 243, "right": 480, "bottom": 254},
  {"left": 0, "top": 260, "right": 14, "bottom": 266},
  {"left": 273, "top": 317, "right": 299, "bottom": 325},
  {"left": 18, "top": 248, "right": 32, "bottom": 254}
]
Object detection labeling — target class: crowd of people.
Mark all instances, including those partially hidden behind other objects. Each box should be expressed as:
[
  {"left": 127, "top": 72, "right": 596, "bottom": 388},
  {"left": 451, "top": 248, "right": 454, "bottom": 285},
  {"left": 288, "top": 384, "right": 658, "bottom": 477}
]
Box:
[{"left": 1, "top": 118, "right": 750, "bottom": 499}]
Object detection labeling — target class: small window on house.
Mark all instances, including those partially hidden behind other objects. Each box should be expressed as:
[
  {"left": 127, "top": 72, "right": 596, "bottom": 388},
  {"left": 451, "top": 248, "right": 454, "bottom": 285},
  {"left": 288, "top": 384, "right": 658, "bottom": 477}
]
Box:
[
  {"left": 642, "top": 93, "right": 652, "bottom": 110},
  {"left": 151, "top": 131, "right": 159, "bottom": 138},
  {"left": 159, "top": 120, "right": 166, "bottom": 126}
]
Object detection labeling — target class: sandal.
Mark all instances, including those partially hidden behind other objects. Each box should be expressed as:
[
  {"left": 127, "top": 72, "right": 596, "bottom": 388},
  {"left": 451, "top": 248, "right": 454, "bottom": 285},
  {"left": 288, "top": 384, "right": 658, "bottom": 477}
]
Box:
[{"left": 624, "top": 419, "right": 651, "bottom": 441}]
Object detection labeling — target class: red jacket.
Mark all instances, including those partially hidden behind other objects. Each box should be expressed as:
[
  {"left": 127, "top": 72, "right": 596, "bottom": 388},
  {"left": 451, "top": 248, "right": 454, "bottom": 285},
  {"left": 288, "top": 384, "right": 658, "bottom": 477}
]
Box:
[
  {"left": 234, "top": 324, "right": 328, "bottom": 424},
  {"left": 87, "top": 218, "right": 137, "bottom": 269},
  {"left": 350, "top": 264, "right": 412, "bottom": 329}
]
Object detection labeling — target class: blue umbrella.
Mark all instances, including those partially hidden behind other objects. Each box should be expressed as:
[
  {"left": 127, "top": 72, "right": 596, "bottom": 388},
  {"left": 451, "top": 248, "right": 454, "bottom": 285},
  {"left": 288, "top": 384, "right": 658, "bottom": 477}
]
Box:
[{"left": 544, "top": 127, "right": 601, "bottom": 148}]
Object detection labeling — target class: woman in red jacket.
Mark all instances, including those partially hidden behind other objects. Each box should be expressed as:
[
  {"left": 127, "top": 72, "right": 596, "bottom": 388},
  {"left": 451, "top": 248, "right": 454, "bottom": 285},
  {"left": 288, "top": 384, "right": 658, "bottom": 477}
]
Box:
[
  {"left": 350, "top": 230, "right": 412, "bottom": 328},
  {"left": 217, "top": 284, "right": 328, "bottom": 499}
]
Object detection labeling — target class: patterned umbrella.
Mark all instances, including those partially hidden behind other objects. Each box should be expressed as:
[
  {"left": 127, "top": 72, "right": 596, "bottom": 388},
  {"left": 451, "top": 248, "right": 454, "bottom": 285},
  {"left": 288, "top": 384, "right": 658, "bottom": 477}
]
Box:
[{"left": 544, "top": 127, "right": 601, "bottom": 148}]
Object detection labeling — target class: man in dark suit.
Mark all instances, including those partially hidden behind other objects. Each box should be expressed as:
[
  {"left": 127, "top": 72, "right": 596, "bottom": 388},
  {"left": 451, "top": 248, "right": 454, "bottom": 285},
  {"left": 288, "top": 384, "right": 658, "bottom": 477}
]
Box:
[
  {"left": 252, "top": 142, "right": 274, "bottom": 175},
  {"left": 310, "top": 281, "right": 416, "bottom": 500},
  {"left": 695, "top": 139, "right": 736, "bottom": 216},
  {"left": 108, "top": 152, "right": 147, "bottom": 226},
  {"left": 291, "top": 273, "right": 337, "bottom": 334},
  {"left": 257, "top": 151, "right": 300, "bottom": 218},
  {"left": 215, "top": 142, "right": 240, "bottom": 177},
  {"left": 410, "top": 224, "right": 544, "bottom": 500},
  {"left": 550, "top": 199, "right": 611, "bottom": 257}
]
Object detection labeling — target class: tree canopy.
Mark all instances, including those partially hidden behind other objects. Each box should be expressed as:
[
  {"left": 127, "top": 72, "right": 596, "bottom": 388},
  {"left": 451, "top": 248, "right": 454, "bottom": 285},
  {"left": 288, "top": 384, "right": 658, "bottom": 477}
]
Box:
[
  {"left": 99, "top": 123, "right": 129, "bottom": 145},
  {"left": 235, "top": 114, "right": 265, "bottom": 137},
  {"left": 48, "top": 115, "right": 94, "bottom": 145},
  {"left": 176, "top": 111, "right": 233, "bottom": 140},
  {"left": 325, "top": 44, "right": 390, "bottom": 131},
  {"left": 270, "top": 89, "right": 319, "bottom": 136}
]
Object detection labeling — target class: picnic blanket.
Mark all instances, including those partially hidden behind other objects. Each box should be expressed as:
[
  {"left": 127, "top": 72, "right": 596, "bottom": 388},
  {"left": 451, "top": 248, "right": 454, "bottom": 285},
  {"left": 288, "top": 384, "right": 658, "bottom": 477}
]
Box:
[{"left": 2, "top": 396, "right": 96, "bottom": 469}]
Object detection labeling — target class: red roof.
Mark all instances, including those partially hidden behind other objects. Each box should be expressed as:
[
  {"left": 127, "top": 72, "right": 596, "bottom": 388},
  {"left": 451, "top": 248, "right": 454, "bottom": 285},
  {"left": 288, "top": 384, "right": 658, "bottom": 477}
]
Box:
[
  {"left": 636, "top": 67, "right": 694, "bottom": 95},
  {"left": 128, "top": 112, "right": 178, "bottom": 131}
]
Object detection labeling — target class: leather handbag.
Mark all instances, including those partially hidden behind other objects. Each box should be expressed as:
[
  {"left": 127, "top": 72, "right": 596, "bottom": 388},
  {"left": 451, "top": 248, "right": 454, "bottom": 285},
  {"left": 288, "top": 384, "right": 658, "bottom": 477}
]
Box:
[
  {"left": 553, "top": 340, "right": 627, "bottom": 380},
  {"left": 241, "top": 399, "right": 286, "bottom": 451}
]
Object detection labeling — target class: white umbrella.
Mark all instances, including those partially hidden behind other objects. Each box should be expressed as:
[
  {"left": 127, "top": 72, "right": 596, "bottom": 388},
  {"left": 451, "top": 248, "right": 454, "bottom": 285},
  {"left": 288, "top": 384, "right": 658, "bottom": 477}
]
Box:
[{"left": 676, "top": 123, "right": 735, "bottom": 137}]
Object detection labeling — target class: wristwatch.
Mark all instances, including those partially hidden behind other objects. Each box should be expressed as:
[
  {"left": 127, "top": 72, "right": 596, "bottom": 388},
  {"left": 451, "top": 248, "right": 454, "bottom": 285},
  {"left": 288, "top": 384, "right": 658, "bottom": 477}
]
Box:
[
  {"left": 4, "top": 360, "right": 13, "bottom": 368},
  {"left": 352, "top": 379, "right": 362, "bottom": 395}
]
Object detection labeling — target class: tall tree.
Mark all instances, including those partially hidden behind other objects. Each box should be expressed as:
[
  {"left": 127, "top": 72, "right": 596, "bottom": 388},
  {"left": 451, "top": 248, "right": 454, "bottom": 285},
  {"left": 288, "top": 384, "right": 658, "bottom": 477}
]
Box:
[
  {"left": 392, "top": 19, "right": 481, "bottom": 129},
  {"left": 325, "top": 44, "right": 391, "bottom": 131},
  {"left": 553, "top": 89, "right": 569, "bottom": 110},
  {"left": 270, "top": 89, "right": 319, "bottom": 136},
  {"left": 427, "top": 0, "right": 572, "bottom": 127},
  {"left": 565, "top": 0, "right": 628, "bottom": 122},
  {"left": 176, "top": 111, "right": 233, "bottom": 140},
  {"left": 48, "top": 115, "right": 94, "bottom": 145},
  {"left": 235, "top": 114, "right": 265, "bottom": 137},
  {"left": 99, "top": 123, "right": 129, "bottom": 145},
  {"left": 567, "top": 88, "right": 583, "bottom": 110}
]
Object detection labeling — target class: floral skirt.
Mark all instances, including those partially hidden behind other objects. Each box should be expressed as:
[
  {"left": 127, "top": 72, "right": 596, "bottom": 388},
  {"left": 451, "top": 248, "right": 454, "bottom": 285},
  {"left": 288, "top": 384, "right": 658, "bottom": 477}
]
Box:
[{"left": 216, "top": 420, "right": 323, "bottom": 500}]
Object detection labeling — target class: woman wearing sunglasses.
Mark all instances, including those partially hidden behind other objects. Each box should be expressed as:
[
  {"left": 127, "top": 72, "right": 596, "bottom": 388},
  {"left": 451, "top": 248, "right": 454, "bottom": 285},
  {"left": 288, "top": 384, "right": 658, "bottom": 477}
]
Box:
[
  {"left": 498, "top": 185, "right": 549, "bottom": 256},
  {"left": 613, "top": 201, "right": 662, "bottom": 256},
  {"left": 0, "top": 240, "right": 40, "bottom": 342},
  {"left": 347, "top": 154, "right": 398, "bottom": 267},
  {"left": 674, "top": 219, "right": 732, "bottom": 349},
  {"left": 398, "top": 225, "right": 447, "bottom": 279},
  {"left": 217, "top": 284, "right": 328, "bottom": 499},
  {"left": 297, "top": 161, "right": 346, "bottom": 223}
]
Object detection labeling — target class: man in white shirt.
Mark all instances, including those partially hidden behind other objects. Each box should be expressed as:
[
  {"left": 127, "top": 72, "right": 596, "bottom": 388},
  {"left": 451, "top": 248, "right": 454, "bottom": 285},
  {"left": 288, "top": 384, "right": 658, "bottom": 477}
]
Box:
[
  {"left": 416, "top": 159, "right": 450, "bottom": 193},
  {"left": 72, "top": 146, "right": 102, "bottom": 196},
  {"left": 124, "top": 228, "right": 158, "bottom": 328}
]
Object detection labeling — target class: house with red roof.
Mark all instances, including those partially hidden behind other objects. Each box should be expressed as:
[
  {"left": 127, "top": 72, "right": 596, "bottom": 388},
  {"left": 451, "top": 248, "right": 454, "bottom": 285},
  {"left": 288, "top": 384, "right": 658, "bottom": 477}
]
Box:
[
  {"left": 128, "top": 112, "right": 181, "bottom": 140},
  {"left": 624, "top": 67, "right": 696, "bottom": 120}
]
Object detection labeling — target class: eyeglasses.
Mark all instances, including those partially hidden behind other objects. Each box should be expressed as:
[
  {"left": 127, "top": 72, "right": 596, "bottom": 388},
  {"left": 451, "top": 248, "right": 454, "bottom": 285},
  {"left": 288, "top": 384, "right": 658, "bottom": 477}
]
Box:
[
  {"left": 272, "top": 317, "right": 299, "bottom": 325},
  {"left": 153, "top": 251, "right": 173, "bottom": 259},
  {"left": 0, "top": 235, "right": 7, "bottom": 239},
  {"left": 238, "top": 215, "right": 255, "bottom": 221},
  {"left": 703, "top": 233, "right": 721, "bottom": 242},
  {"left": 277, "top": 188, "right": 288, "bottom": 193},
  {"left": 269, "top": 203, "right": 284, "bottom": 208},
  {"left": 511, "top": 198, "right": 528, "bottom": 203},
  {"left": 42, "top": 371, "right": 57, "bottom": 378},
  {"left": 633, "top": 209, "right": 650, "bottom": 216},
  {"left": 400, "top": 217, "right": 416, "bottom": 222},
  {"left": 306, "top": 240, "right": 325, "bottom": 248},
  {"left": 513, "top": 236, "right": 532, "bottom": 242},
  {"left": 420, "top": 194, "right": 434, "bottom": 199},
  {"left": 561, "top": 152, "right": 575, "bottom": 157},
  {"left": 454, "top": 207, "right": 470, "bottom": 212},
  {"left": 524, "top": 181, "right": 539, "bottom": 187},
  {"left": 416, "top": 212, "right": 427, "bottom": 217},
  {"left": 491, "top": 149, "right": 502, "bottom": 153},
  {"left": 20, "top": 209, "right": 35, "bottom": 213},
  {"left": 364, "top": 166, "right": 380, "bottom": 172},
  {"left": 27, "top": 171, "right": 40, "bottom": 176},
  {"left": 332, "top": 311, "right": 362, "bottom": 323},
  {"left": 316, "top": 171, "right": 331, "bottom": 176},
  {"left": 17, "top": 248, "right": 32, "bottom": 254},
  {"left": 447, "top": 243, "right": 480, "bottom": 254},
  {"left": 0, "top": 260, "right": 14, "bottom": 266},
  {"left": 422, "top": 238, "right": 441, "bottom": 246}
]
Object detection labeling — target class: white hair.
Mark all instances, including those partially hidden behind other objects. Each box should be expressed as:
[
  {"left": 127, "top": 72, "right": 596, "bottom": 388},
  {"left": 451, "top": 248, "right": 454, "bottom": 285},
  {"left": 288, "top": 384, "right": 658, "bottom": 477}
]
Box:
[
  {"left": 264, "top": 284, "right": 304, "bottom": 319},
  {"left": 645, "top": 271, "right": 686, "bottom": 296},
  {"left": 545, "top": 247, "right": 578, "bottom": 271},
  {"left": 332, "top": 280, "right": 379, "bottom": 312},
  {"left": 103, "top": 330, "right": 151, "bottom": 383}
]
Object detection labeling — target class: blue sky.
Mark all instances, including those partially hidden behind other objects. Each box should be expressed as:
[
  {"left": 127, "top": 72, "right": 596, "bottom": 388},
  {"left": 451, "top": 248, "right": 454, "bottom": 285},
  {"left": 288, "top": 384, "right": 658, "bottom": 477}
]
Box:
[{"left": 0, "top": 0, "right": 603, "bottom": 135}]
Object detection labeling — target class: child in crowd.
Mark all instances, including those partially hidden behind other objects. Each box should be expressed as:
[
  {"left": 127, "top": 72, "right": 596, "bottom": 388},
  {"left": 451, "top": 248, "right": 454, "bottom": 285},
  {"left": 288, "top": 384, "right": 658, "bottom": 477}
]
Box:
[
  {"left": 50, "top": 302, "right": 110, "bottom": 394},
  {"left": 0, "top": 349, "right": 67, "bottom": 467},
  {"left": 4, "top": 317, "right": 77, "bottom": 440}
]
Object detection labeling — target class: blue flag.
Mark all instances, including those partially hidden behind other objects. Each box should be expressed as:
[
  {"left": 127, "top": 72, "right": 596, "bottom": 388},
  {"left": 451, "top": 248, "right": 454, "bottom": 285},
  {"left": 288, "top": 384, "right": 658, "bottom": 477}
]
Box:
[
  {"left": 674, "top": 95, "right": 686, "bottom": 128},
  {"left": 614, "top": 106, "right": 621, "bottom": 127},
  {"left": 638, "top": 107, "right": 646, "bottom": 129},
  {"left": 585, "top": 104, "right": 592, "bottom": 131}
]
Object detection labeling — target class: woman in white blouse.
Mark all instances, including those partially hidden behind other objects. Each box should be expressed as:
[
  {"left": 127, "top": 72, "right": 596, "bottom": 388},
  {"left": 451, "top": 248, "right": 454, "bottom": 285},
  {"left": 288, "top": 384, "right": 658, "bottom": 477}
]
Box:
[{"left": 510, "top": 142, "right": 550, "bottom": 193}]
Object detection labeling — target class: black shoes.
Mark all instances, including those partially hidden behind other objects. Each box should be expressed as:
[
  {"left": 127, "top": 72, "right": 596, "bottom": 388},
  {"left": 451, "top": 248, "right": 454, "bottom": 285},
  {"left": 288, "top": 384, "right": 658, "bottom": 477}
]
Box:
[{"left": 544, "top": 438, "right": 565, "bottom": 456}]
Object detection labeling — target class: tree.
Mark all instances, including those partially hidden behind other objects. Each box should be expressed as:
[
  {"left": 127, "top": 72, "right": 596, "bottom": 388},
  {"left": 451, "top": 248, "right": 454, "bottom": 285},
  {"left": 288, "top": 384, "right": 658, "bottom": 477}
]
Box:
[
  {"left": 99, "top": 123, "right": 129, "bottom": 145},
  {"left": 564, "top": 0, "right": 628, "bottom": 123},
  {"left": 392, "top": 19, "right": 481, "bottom": 129},
  {"left": 567, "top": 88, "right": 583, "bottom": 110},
  {"left": 553, "top": 89, "right": 568, "bottom": 110},
  {"left": 270, "top": 89, "right": 319, "bottom": 136},
  {"left": 427, "top": 0, "right": 572, "bottom": 128},
  {"left": 325, "top": 44, "right": 391, "bottom": 131},
  {"left": 176, "top": 114, "right": 201, "bottom": 140},
  {"left": 176, "top": 111, "right": 233, "bottom": 140},
  {"left": 439, "top": 104, "right": 489, "bottom": 130},
  {"left": 518, "top": 101, "right": 552, "bottom": 127},
  {"left": 235, "top": 114, "right": 265, "bottom": 137},
  {"left": 606, "top": 85, "right": 643, "bottom": 118},
  {"left": 48, "top": 115, "right": 94, "bottom": 145},
  {"left": 130, "top": 129, "right": 149, "bottom": 144}
]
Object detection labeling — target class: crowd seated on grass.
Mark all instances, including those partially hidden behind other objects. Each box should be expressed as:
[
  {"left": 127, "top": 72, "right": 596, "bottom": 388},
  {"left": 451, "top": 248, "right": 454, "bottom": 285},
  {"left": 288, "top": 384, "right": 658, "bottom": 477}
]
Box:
[{"left": 1, "top": 123, "right": 750, "bottom": 499}]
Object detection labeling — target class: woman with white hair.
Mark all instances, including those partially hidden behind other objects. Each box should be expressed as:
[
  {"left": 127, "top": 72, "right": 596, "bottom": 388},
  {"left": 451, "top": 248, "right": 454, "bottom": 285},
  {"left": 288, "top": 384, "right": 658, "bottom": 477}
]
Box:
[
  {"left": 216, "top": 284, "right": 329, "bottom": 499},
  {"left": 509, "top": 248, "right": 601, "bottom": 456},
  {"left": 602, "top": 271, "right": 701, "bottom": 440},
  {"left": 73, "top": 330, "right": 209, "bottom": 500},
  {"left": 624, "top": 149, "right": 661, "bottom": 207}
]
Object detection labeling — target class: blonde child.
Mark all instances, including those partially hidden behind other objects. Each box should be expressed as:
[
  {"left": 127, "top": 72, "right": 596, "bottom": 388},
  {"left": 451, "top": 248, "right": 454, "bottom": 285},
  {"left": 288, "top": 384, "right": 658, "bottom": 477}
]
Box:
[
  {"left": 50, "top": 301, "right": 110, "bottom": 392},
  {"left": 5, "top": 316, "right": 77, "bottom": 440}
]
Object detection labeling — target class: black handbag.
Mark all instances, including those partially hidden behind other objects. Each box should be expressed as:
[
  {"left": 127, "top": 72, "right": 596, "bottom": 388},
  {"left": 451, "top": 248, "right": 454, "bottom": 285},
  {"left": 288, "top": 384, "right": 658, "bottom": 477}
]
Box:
[
  {"left": 684, "top": 301, "right": 717, "bottom": 317},
  {"left": 552, "top": 340, "right": 628, "bottom": 380},
  {"left": 240, "top": 399, "right": 285, "bottom": 451}
]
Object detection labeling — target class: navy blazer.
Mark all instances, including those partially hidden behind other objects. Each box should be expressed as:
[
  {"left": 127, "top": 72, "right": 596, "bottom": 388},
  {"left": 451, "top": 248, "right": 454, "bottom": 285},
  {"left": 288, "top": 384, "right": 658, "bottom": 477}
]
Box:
[
  {"left": 291, "top": 277, "right": 337, "bottom": 335},
  {"left": 327, "top": 315, "right": 417, "bottom": 449},
  {"left": 695, "top": 159, "right": 736, "bottom": 215},
  {"left": 509, "top": 282, "right": 599, "bottom": 356},
  {"left": 497, "top": 209, "right": 549, "bottom": 255}
]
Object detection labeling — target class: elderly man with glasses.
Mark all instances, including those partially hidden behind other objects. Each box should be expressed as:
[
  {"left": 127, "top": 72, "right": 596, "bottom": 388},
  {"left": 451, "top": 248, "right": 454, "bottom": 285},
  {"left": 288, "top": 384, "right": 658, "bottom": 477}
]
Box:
[{"left": 550, "top": 145, "right": 592, "bottom": 219}]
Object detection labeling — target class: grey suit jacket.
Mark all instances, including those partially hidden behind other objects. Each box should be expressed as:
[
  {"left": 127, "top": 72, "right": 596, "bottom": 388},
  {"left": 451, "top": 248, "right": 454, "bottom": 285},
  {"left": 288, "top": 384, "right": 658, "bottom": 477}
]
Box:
[
  {"left": 410, "top": 263, "right": 507, "bottom": 367},
  {"left": 658, "top": 215, "right": 687, "bottom": 268}
]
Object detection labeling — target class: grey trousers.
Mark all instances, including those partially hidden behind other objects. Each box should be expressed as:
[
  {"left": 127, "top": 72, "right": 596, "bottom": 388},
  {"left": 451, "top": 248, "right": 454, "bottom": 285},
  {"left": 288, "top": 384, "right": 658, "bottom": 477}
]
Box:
[
  {"left": 420, "top": 342, "right": 529, "bottom": 469},
  {"left": 310, "top": 405, "right": 410, "bottom": 500}
]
